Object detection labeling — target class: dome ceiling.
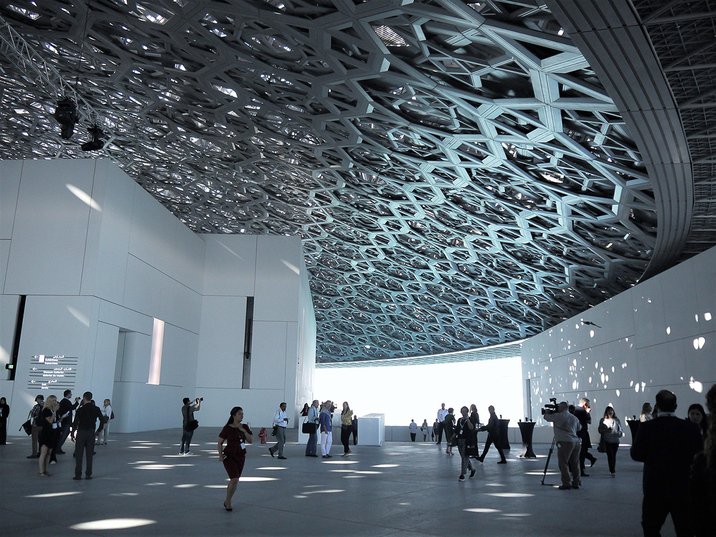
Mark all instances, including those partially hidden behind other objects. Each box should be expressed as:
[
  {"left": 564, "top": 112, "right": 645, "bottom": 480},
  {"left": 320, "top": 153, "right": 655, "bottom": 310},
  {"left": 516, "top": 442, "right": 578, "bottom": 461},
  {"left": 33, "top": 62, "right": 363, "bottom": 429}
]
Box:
[{"left": 0, "top": 0, "right": 711, "bottom": 362}]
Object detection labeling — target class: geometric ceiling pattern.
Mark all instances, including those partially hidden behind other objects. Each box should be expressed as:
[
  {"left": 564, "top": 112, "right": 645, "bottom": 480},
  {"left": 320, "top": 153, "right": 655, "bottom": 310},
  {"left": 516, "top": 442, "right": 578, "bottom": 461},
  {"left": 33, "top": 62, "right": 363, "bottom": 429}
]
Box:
[
  {"left": 0, "top": 0, "right": 706, "bottom": 362},
  {"left": 634, "top": 0, "right": 716, "bottom": 259}
]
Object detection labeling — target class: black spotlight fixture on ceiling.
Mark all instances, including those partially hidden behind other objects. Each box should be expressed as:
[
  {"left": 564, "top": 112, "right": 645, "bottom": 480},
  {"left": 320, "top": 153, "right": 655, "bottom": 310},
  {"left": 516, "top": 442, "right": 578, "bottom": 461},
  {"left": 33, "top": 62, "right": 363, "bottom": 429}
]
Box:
[
  {"left": 81, "top": 125, "right": 105, "bottom": 151},
  {"left": 53, "top": 97, "right": 79, "bottom": 139}
]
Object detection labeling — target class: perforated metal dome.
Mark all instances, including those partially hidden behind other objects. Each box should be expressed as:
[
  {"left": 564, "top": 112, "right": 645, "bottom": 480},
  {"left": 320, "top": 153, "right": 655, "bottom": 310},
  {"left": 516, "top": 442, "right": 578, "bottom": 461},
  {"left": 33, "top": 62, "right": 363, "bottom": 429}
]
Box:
[{"left": 0, "top": 0, "right": 712, "bottom": 362}]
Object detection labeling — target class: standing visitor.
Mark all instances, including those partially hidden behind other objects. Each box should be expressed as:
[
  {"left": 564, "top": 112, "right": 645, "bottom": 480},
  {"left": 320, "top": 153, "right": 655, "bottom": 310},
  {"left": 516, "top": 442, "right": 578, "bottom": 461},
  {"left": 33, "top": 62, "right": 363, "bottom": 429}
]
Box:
[
  {"left": 218, "top": 406, "right": 253, "bottom": 511},
  {"left": 27, "top": 395, "right": 44, "bottom": 458},
  {"left": 544, "top": 401, "right": 582, "bottom": 490},
  {"left": 56, "top": 390, "right": 79, "bottom": 454},
  {"left": 409, "top": 419, "right": 418, "bottom": 442},
  {"left": 305, "top": 399, "right": 320, "bottom": 457},
  {"left": 420, "top": 419, "right": 429, "bottom": 442},
  {"left": 0, "top": 397, "right": 9, "bottom": 445},
  {"left": 444, "top": 408, "right": 456, "bottom": 455},
  {"left": 180, "top": 397, "right": 201, "bottom": 455},
  {"left": 320, "top": 400, "right": 333, "bottom": 458},
  {"left": 436, "top": 403, "right": 448, "bottom": 444},
  {"left": 72, "top": 391, "right": 103, "bottom": 480},
  {"left": 38, "top": 395, "right": 58, "bottom": 477},
  {"left": 97, "top": 399, "right": 112, "bottom": 445},
  {"left": 340, "top": 402, "right": 353, "bottom": 456},
  {"left": 631, "top": 390, "right": 703, "bottom": 536}
]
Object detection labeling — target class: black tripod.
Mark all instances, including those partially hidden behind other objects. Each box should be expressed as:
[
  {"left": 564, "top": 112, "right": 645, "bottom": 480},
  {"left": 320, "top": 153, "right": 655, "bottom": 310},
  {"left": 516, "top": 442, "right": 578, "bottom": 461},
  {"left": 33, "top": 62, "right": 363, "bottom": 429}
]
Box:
[{"left": 541, "top": 437, "right": 557, "bottom": 486}]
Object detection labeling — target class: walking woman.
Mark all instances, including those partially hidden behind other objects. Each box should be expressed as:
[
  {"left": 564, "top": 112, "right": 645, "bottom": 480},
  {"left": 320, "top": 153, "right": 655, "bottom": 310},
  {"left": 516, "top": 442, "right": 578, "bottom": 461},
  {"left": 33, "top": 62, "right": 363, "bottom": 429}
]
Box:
[
  {"left": 38, "top": 395, "right": 58, "bottom": 477},
  {"left": 218, "top": 406, "right": 253, "bottom": 511},
  {"left": 598, "top": 405, "right": 623, "bottom": 477},
  {"left": 340, "top": 401, "right": 353, "bottom": 456}
]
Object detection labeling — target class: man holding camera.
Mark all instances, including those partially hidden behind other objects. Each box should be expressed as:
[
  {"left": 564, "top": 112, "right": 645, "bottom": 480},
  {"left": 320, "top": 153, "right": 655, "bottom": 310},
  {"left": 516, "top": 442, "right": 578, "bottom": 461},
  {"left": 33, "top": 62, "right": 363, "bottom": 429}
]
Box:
[
  {"left": 56, "top": 390, "right": 80, "bottom": 454},
  {"left": 180, "top": 397, "right": 201, "bottom": 455},
  {"left": 544, "top": 401, "right": 582, "bottom": 490}
]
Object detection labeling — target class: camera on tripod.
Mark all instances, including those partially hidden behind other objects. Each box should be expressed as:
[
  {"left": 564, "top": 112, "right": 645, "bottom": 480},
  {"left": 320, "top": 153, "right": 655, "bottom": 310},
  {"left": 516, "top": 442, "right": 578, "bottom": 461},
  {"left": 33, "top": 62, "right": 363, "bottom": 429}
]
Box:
[{"left": 541, "top": 397, "right": 559, "bottom": 415}]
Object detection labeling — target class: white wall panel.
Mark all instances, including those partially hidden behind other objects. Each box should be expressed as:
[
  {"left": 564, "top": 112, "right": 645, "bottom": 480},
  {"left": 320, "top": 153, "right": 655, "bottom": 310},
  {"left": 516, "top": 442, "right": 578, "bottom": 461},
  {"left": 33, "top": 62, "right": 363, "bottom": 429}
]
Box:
[
  {"left": 523, "top": 245, "right": 716, "bottom": 425},
  {"left": 254, "top": 236, "right": 301, "bottom": 322},
  {"left": 128, "top": 186, "right": 176, "bottom": 280},
  {"left": 196, "top": 296, "right": 246, "bottom": 390},
  {"left": 98, "top": 300, "right": 153, "bottom": 335},
  {"left": 159, "top": 323, "right": 199, "bottom": 389},
  {"left": 81, "top": 160, "right": 133, "bottom": 303},
  {"left": 92, "top": 322, "right": 120, "bottom": 402},
  {"left": 4, "top": 160, "right": 95, "bottom": 295},
  {"left": 250, "top": 321, "right": 287, "bottom": 390},
  {"left": 123, "top": 255, "right": 168, "bottom": 320},
  {"left": 201, "top": 235, "right": 257, "bottom": 297},
  {"left": 162, "top": 277, "right": 202, "bottom": 333},
  {"left": 166, "top": 219, "right": 206, "bottom": 294},
  {"left": 117, "top": 331, "right": 152, "bottom": 384},
  {"left": 0, "top": 161, "right": 22, "bottom": 240}
]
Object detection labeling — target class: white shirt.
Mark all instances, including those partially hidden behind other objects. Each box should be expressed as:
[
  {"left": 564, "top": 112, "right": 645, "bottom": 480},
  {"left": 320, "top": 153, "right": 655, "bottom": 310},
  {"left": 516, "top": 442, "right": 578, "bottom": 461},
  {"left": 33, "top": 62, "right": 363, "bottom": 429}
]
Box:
[
  {"left": 273, "top": 408, "right": 288, "bottom": 428},
  {"left": 409, "top": 422, "right": 418, "bottom": 433},
  {"left": 102, "top": 405, "right": 112, "bottom": 419},
  {"left": 437, "top": 408, "right": 448, "bottom": 422}
]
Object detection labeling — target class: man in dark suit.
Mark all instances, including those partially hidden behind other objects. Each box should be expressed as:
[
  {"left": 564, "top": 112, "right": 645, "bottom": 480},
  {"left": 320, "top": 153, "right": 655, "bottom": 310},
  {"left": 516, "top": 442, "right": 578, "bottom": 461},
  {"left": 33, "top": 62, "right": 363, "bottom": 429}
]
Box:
[
  {"left": 573, "top": 397, "right": 597, "bottom": 476},
  {"left": 631, "top": 390, "right": 703, "bottom": 537},
  {"left": 56, "top": 389, "right": 79, "bottom": 454},
  {"left": 477, "top": 405, "right": 507, "bottom": 464}
]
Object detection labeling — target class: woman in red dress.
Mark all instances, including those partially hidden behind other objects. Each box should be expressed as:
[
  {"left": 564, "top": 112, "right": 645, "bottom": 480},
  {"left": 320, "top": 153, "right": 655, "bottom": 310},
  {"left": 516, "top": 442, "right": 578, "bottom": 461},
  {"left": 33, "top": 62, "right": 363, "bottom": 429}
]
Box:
[{"left": 218, "top": 406, "right": 253, "bottom": 511}]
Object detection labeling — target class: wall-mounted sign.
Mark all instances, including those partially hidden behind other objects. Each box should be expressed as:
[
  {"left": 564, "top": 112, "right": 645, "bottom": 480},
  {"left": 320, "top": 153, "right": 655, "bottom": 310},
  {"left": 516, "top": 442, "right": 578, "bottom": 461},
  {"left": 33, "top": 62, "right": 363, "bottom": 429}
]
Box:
[{"left": 28, "top": 355, "right": 77, "bottom": 391}]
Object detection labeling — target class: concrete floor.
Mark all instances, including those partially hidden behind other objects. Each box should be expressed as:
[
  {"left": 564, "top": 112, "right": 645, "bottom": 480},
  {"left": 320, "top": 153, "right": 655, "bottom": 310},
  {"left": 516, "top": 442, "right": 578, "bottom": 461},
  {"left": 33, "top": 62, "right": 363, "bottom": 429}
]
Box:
[{"left": 1, "top": 428, "right": 675, "bottom": 537}]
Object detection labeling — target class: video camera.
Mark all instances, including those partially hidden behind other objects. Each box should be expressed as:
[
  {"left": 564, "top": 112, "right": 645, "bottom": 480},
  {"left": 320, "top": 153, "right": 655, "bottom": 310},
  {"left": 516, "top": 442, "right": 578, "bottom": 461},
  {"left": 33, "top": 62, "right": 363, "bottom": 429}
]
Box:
[{"left": 541, "top": 397, "right": 559, "bottom": 415}]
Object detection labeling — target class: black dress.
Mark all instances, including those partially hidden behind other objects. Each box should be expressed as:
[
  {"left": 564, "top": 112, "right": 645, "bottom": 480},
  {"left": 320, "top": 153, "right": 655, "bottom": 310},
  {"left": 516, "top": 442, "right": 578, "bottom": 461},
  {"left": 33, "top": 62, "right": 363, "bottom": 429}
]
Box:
[{"left": 38, "top": 408, "right": 55, "bottom": 447}]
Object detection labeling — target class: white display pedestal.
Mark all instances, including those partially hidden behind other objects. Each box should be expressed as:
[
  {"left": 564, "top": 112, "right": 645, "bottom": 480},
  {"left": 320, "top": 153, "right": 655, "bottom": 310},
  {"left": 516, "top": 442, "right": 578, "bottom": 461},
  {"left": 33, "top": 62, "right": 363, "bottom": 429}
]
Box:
[{"left": 357, "top": 413, "right": 385, "bottom": 446}]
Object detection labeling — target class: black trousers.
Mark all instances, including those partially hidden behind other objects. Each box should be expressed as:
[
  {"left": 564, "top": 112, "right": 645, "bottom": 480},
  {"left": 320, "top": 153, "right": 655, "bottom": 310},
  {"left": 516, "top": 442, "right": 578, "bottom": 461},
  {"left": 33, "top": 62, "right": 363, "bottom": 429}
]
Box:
[
  {"left": 579, "top": 436, "right": 596, "bottom": 469},
  {"left": 340, "top": 426, "right": 351, "bottom": 453},
  {"left": 74, "top": 429, "right": 96, "bottom": 478},
  {"left": 642, "top": 494, "right": 693, "bottom": 537},
  {"left": 480, "top": 433, "right": 506, "bottom": 462}
]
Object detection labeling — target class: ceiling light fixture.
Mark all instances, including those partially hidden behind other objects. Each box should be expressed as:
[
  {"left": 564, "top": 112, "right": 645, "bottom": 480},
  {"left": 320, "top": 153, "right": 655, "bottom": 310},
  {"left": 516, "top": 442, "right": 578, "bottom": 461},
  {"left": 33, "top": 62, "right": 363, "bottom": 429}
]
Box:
[
  {"left": 53, "top": 97, "right": 79, "bottom": 139},
  {"left": 81, "top": 125, "right": 105, "bottom": 151}
]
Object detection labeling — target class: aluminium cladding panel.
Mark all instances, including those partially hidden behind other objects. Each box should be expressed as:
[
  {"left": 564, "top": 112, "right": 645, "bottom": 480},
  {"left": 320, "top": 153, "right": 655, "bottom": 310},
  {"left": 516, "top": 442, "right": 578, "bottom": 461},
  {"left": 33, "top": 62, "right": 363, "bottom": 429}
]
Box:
[
  {"left": 254, "top": 235, "right": 303, "bottom": 323},
  {"left": 200, "top": 234, "right": 258, "bottom": 297},
  {"left": 3, "top": 159, "right": 96, "bottom": 296},
  {"left": 127, "top": 176, "right": 205, "bottom": 295},
  {"left": 0, "top": 160, "right": 22, "bottom": 241},
  {"left": 80, "top": 159, "right": 133, "bottom": 305}
]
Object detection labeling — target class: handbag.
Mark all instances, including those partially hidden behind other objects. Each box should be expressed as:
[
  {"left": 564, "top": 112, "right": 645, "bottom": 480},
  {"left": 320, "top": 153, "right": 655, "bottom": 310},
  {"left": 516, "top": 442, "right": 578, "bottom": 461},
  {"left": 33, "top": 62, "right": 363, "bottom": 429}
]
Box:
[
  {"left": 302, "top": 421, "right": 316, "bottom": 434},
  {"left": 187, "top": 419, "right": 199, "bottom": 431},
  {"left": 271, "top": 425, "right": 278, "bottom": 436},
  {"left": 597, "top": 437, "right": 606, "bottom": 453},
  {"left": 20, "top": 419, "right": 33, "bottom": 435}
]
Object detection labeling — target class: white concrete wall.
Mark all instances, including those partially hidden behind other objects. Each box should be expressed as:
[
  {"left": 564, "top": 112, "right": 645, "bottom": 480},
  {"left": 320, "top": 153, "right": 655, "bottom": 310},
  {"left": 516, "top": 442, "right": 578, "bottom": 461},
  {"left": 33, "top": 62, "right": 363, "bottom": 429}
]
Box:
[
  {"left": 522, "top": 245, "right": 716, "bottom": 442},
  {"left": 0, "top": 159, "right": 315, "bottom": 436}
]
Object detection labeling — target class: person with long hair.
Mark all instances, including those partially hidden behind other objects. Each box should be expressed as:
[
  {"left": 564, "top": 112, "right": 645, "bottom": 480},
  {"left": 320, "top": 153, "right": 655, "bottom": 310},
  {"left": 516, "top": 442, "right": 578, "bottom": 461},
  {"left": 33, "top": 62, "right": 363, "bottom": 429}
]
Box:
[
  {"left": 640, "top": 402, "right": 653, "bottom": 422},
  {"left": 688, "top": 403, "right": 708, "bottom": 440},
  {"left": 218, "top": 406, "right": 253, "bottom": 512},
  {"left": 598, "top": 405, "right": 623, "bottom": 477},
  {"left": 340, "top": 402, "right": 353, "bottom": 456},
  {"left": 38, "top": 395, "right": 58, "bottom": 477},
  {"left": 97, "top": 399, "right": 112, "bottom": 445},
  {"left": 690, "top": 385, "right": 716, "bottom": 537}
]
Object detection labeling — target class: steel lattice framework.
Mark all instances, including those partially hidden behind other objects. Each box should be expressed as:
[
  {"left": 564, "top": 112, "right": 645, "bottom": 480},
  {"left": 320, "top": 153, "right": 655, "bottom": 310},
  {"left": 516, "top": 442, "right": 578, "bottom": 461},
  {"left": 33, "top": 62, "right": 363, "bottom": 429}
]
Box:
[{"left": 0, "top": 0, "right": 703, "bottom": 362}]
